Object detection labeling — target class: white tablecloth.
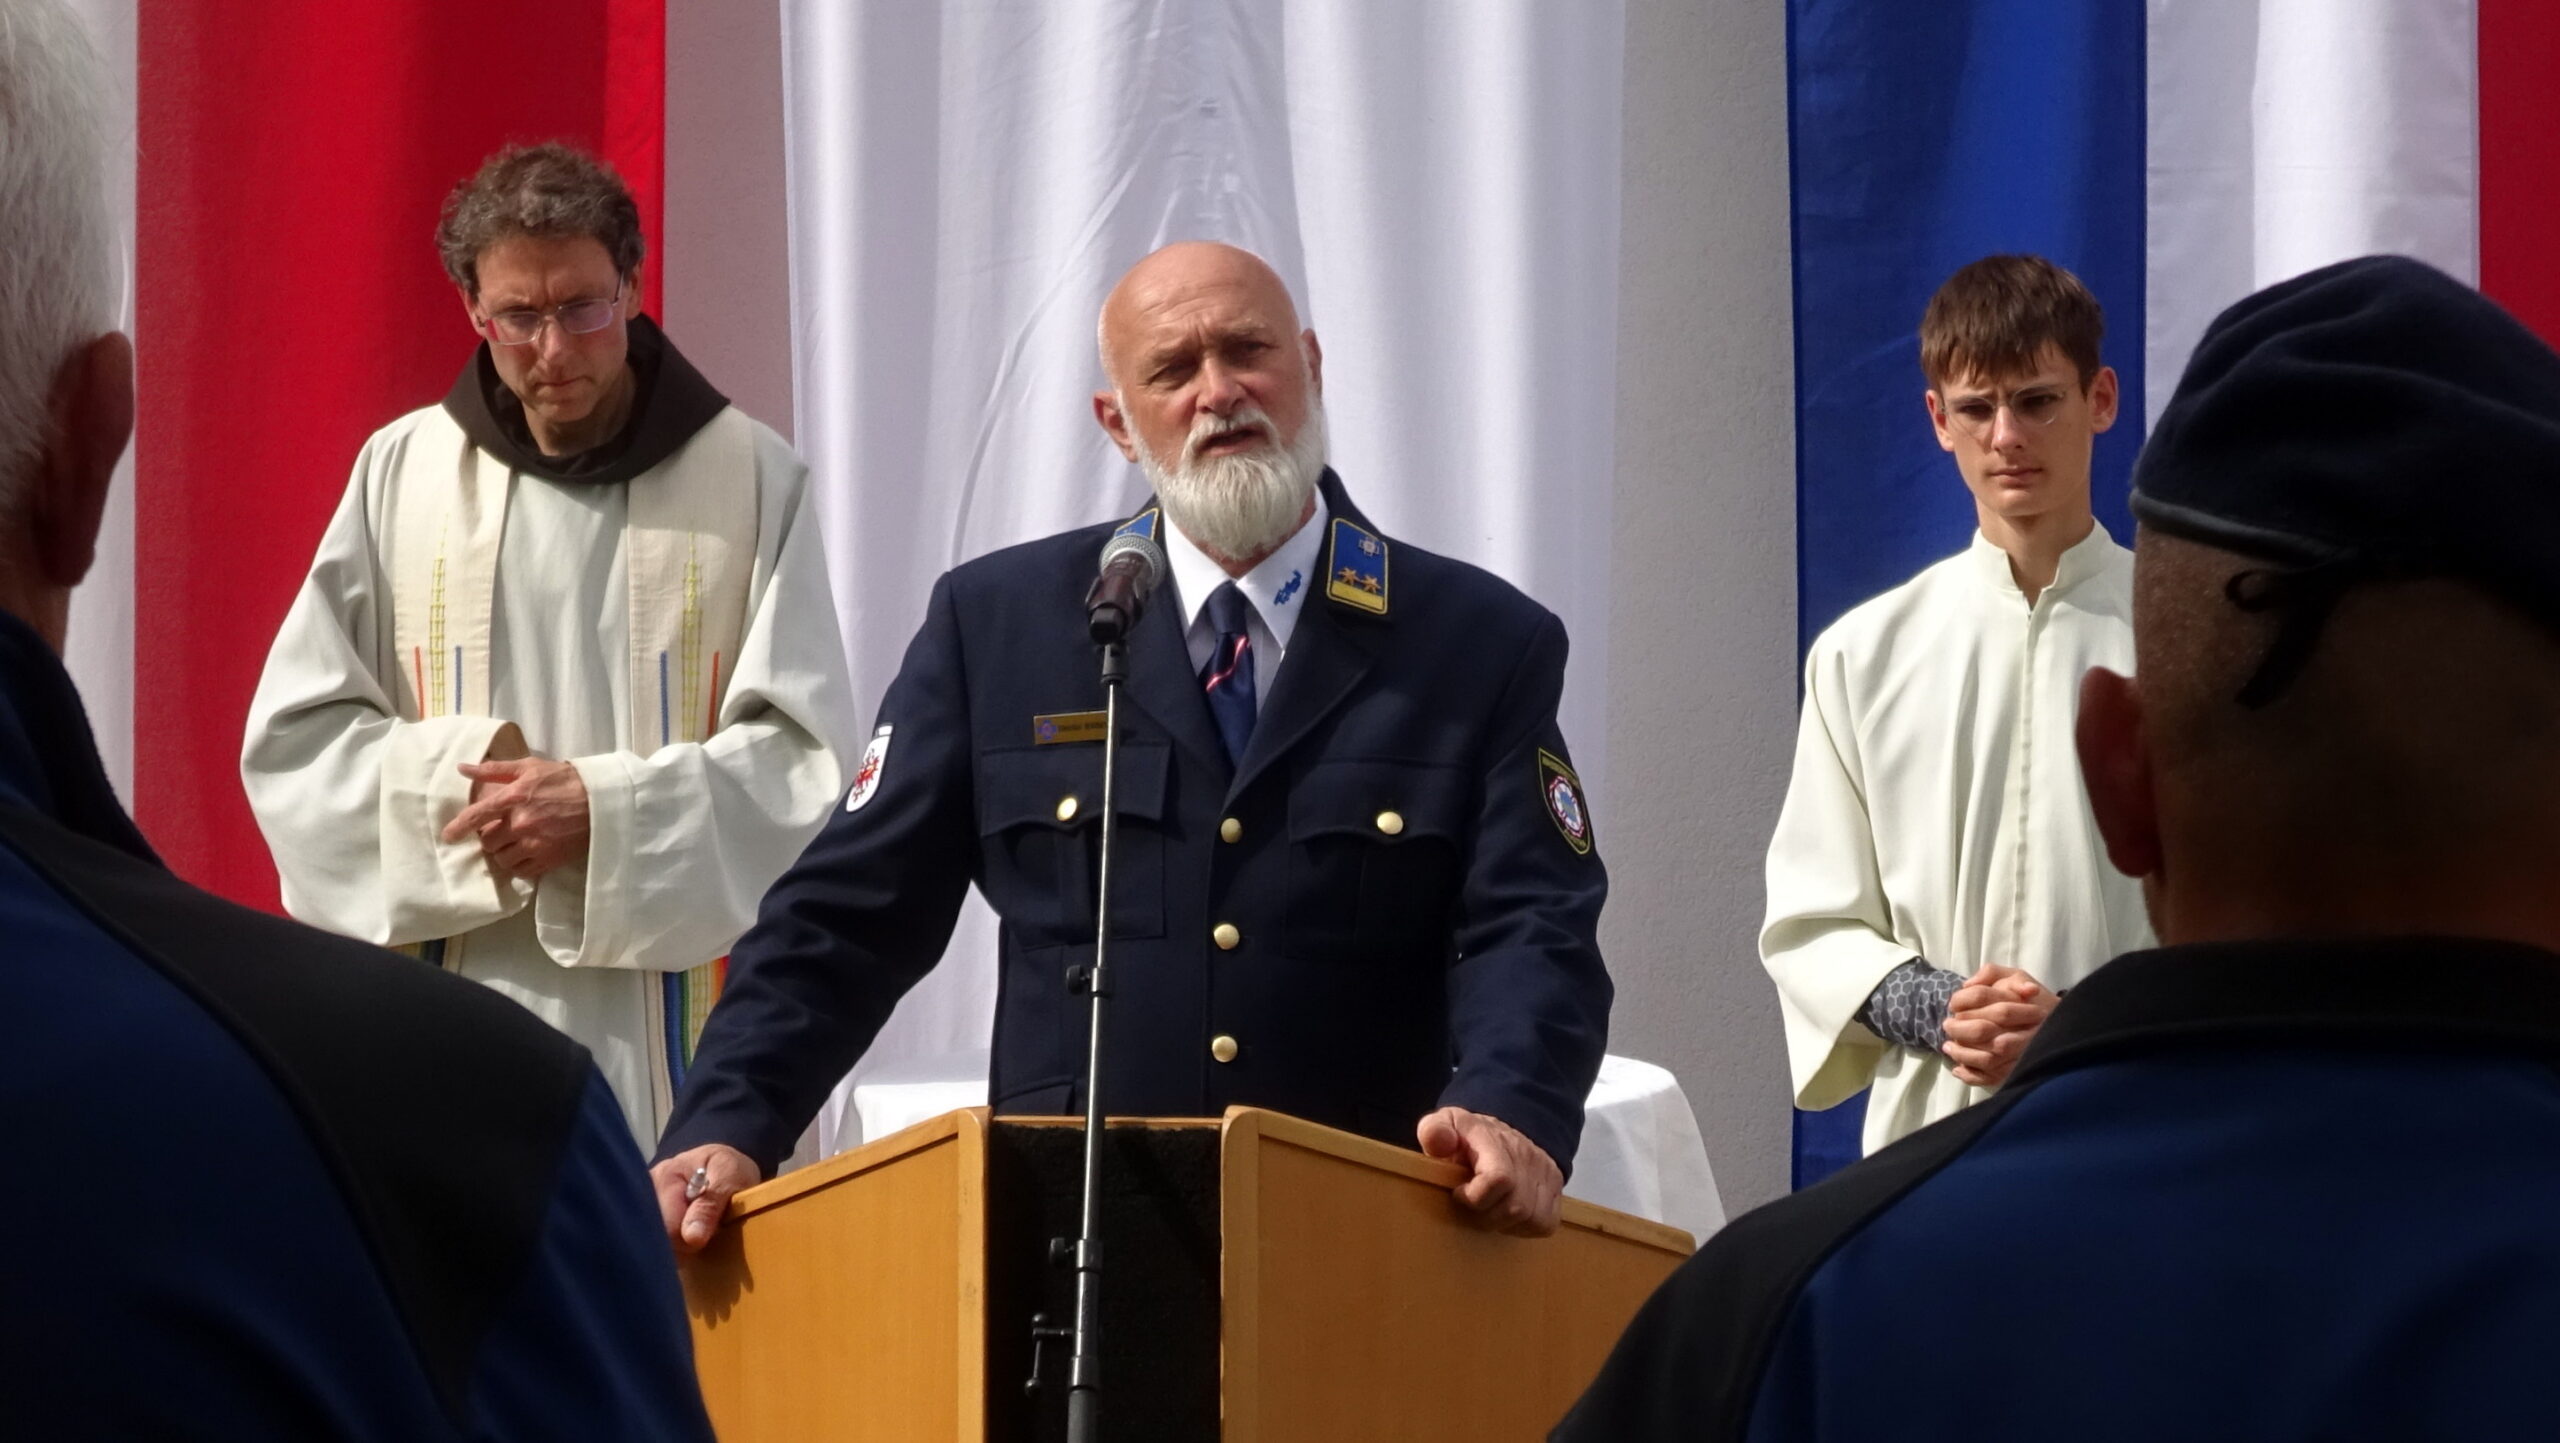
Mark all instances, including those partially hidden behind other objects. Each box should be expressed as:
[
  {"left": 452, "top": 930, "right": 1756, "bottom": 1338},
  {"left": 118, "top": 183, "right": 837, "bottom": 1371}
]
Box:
[{"left": 816, "top": 1050, "right": 1724, "bottom": 1241}]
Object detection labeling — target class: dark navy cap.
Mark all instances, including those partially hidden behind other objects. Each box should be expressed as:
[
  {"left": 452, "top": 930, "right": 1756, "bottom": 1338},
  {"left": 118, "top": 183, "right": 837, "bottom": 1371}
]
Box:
[{"left": 2131, "top": 255, "right": 2560, "bottom": 705}]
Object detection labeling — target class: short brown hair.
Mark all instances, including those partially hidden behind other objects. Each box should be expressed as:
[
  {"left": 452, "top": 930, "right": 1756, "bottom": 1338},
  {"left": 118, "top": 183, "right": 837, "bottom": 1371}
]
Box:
[
  {"left": 435, "top": 142, "right": 644, "bottom": 300},
  {"left": 1919, "top": 254, "right": 2105, "bottom": 390}
]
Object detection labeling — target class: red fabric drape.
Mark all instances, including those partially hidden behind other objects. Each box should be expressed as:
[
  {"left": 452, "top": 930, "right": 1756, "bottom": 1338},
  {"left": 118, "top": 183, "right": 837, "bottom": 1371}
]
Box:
[
  {"left": 2482, "top": 0, "right": 2560, "bottom": 345},
  {"left": 606, "top": 0, "right": 667, "bottom": 321},
  {"left": 136, "top": 1, "right": 664, "bottom": 907}
]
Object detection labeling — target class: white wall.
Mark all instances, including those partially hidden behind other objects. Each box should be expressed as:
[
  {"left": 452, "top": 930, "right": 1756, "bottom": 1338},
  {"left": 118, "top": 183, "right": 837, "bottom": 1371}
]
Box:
[
  {"left": 1605, "top": 0, "right": 1799, "bottom": 1214},
  {"left": 663, "top": 0, "right": 795, "bottom": 440},
  {"left": 63, "top": 0, "right": 136, "bottom": 801}
]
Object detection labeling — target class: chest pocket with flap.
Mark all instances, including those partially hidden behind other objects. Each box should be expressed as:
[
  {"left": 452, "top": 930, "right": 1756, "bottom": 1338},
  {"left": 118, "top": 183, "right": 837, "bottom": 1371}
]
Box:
[
  {"left": 976, "top": 741, "right": 1170, "bottom": 945},
  {"left": 1284, "top": 758, "right": 1470, "bottom": 961}
]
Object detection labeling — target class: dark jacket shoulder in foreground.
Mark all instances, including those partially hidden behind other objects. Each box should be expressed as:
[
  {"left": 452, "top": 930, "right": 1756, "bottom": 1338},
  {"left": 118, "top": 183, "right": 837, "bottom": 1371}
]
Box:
[
  {"left": 0, "top": 611, "right": 710, "bottom": 1441},
  {"left": 1557, "top": 938, "right": 2560, "bottom": 1441}
]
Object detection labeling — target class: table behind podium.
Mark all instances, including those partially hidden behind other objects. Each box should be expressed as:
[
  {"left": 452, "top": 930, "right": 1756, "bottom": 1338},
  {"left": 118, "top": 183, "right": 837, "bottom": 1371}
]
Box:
[{"left": 681, "top": 1106, "right": 1693, "bottom": 1442}]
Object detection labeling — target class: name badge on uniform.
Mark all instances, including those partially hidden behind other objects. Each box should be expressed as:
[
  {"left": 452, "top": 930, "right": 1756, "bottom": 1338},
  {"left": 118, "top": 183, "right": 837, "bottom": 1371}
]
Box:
[{"left": 1033, "top": 710, "right": 1108, "bottom": 745}]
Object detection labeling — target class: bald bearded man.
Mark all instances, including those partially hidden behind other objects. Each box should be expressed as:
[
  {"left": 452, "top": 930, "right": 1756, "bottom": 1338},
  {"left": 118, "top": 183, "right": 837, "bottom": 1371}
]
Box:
[{"left": 653, "top": 242, "right": 1612, "bottom": 1245}]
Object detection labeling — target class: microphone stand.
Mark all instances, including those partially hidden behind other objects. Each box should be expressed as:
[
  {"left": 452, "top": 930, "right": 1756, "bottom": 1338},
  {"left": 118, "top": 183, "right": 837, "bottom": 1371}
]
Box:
[{"left": 1059, "top": 636, "right": 1126, "bottom": 1443}]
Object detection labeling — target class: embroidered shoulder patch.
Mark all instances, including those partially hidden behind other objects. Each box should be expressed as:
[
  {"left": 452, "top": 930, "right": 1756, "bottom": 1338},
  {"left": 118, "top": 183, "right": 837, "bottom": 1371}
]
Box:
[
  {"left": 845, "top": 726, "right": 893, "bottom": 812},
  {"left": 1537, "top": 749, "right": 1592, "bottom": 854},
  {"left": 1326, "top": 517, "right": 1389, "bottom": 614}
]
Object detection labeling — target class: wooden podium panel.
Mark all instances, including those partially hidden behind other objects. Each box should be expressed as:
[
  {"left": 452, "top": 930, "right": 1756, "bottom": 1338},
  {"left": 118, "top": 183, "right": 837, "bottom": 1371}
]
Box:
[
  {"left": 1219, "top": 1109, "right": 1693, "bottom": 1441},
  {"left": 685, "top": 1108, "right": 989, "bottom": 1440},
  {"left": 682, "top": 1107, "right": 1692, "bottom": 1442}
]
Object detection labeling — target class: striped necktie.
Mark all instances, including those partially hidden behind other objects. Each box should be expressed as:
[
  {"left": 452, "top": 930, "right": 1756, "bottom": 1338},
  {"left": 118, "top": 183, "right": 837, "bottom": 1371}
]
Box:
[{"left": 1199, "top": 581, "right": 1257, "bottom": 768}]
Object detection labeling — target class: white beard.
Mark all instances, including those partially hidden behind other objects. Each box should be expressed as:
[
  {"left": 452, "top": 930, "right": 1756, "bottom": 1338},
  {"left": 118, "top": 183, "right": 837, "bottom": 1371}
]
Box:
[{"left": 1138, "top": 400, "right": 1328, "bottom": 562}]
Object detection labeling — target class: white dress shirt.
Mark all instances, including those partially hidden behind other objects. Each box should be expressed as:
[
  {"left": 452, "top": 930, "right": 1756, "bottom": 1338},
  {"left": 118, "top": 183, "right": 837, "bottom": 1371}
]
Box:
[{"left": 1160, "top": 490, "right": 1331, "bottom": 713}]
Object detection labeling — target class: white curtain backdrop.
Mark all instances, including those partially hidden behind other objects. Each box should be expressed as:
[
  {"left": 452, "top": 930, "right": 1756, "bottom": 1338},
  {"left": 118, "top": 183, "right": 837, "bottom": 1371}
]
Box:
[
  {"left": 781, "top": 0, "right": 1625, "bottom": 1145},
  {"left": 2145, "top": 0, "right": 2479, "bottom": 425}
]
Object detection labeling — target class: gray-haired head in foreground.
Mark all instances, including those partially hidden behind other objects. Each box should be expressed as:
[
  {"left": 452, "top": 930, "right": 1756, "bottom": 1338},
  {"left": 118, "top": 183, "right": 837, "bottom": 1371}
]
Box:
[
  {"left": 435, "top": 142, "right": 645, "bottom": 300},
  {"left": 0, "top": 0, "right": 113, "bottom": 513}
]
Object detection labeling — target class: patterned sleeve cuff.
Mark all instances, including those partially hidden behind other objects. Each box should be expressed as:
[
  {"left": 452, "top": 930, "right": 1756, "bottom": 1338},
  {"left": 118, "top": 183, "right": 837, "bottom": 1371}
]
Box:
[{"left": 1855, "top": 959, "right": 1966, "bottom": 1054}]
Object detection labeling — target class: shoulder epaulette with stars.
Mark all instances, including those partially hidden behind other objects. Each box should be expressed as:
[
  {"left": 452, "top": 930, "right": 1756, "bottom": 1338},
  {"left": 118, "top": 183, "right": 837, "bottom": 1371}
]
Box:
[{"left": 1326, "top": 516, "right": 1389, "bottom": 615}]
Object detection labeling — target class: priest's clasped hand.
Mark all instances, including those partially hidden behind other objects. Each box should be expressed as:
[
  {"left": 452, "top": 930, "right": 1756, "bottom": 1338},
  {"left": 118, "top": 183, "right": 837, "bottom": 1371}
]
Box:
[
  {"left": 1418, "top": 1105, "right": 1564, "bottom": 1237},
  {"left": 446, "top": 757, "right": 592, "bottom": 881},
  {"left": 1940, "top": 963, "right": 2059, "bottom": 1088}
]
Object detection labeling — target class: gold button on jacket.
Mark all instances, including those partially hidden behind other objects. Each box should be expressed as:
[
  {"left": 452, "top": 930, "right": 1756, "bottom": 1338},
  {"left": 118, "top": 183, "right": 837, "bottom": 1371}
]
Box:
[
  {"left": 1210, "top": 1035, "right": 1240, "bottom": 1063},
  {"left": 1212, "top": 922, "right": 1241, "bottom": 950},
  {"left": 1055, "top": 795, "right": 1079, "bottom": 822},
  {"left": 1219, "top": 816, "right": 1243, "bottom": 843},
  {"left": 1375, "top": 809, "right": 1405, "bottom": 836}
]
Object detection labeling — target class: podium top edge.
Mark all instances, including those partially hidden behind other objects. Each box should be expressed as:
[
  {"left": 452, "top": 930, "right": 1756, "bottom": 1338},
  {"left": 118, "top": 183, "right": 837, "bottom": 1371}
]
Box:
[
  {"left": 722, "top": 1105, "right": 1695, "bottom": 1256},
  {"left": 726, "top": 1107, "right": 988, "bottom": 1220},
  {"left": 991, "top": 1115, "right": 1224, "bottom": 1130},
  {"left": 1230, "top": 1108, "right": 1696, "bottom": 1256}
]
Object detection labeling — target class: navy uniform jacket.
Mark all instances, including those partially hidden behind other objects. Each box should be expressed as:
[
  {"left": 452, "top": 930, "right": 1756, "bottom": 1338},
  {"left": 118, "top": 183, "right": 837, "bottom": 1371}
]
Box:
[
  {"left": 1556, "top": 937, "right": 2560, "bottom": 1441},
  {"left": 661, "top": 470, "right": 1610, "bottom": 1175},
  {"left": 0, "top": 611, "right": 710, "bottom": 1440}
]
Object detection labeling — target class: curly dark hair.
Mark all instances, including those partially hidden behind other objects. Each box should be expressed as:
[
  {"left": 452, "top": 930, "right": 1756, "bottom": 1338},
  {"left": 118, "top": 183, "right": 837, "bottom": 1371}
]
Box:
[{"left": 435, "top": 142, "right": 644, "bottom": 299}]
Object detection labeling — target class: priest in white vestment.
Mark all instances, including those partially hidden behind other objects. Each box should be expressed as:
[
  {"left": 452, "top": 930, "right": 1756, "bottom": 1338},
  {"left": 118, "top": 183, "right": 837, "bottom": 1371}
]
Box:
[
  {"left": 1763, "top": 257, "right": 2153, "bottom": 1156},
  {"left": 243, "top": 145, "right": 854, "bottom": 1146}
]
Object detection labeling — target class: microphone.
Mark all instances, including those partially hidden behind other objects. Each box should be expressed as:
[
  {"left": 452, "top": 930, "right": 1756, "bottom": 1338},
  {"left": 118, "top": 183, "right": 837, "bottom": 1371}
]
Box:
[{"left": 1085, "top": 531, "right": 1168, "bottom": 644}]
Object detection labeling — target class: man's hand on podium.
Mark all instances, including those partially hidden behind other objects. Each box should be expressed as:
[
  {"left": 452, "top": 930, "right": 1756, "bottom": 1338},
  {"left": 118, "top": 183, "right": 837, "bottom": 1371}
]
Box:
[
  {"left": 651, "top": 1143, "right": 762, "bottom": 1252},
  {"left": 1418, "top": 1106, "right": 1563, "bottom": 1237}
]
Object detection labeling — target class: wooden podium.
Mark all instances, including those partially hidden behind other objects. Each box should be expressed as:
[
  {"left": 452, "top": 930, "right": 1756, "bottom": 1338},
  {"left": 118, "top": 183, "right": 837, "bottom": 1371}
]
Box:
[{"left": 681, "top": 1107, "right": 1693, "bottom": 1442}]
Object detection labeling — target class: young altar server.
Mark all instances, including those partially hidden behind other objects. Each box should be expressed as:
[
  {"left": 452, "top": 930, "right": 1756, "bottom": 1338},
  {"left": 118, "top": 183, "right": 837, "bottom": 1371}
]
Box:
[{"left": 1760, "top": 255, "right": 2152, "bottom": 1154}]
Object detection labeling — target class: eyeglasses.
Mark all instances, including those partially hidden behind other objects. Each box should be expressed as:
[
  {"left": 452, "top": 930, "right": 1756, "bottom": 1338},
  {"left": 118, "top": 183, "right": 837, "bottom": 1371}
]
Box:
[
  {"left": 1941, "top": 385, "right": 2072, "bottom": 441},
  {"left": 478, "top": 285, "right": 625, "bottom": 346}
]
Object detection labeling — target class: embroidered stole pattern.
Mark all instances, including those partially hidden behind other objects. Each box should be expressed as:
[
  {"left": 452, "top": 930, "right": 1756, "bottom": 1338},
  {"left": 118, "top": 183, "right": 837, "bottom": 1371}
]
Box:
[
  {"left": 624, "top": 429, "right": 756, "bottom": 1122},
  {"left": 386, "top": 406, "right": 759, "bottom": 1126}
]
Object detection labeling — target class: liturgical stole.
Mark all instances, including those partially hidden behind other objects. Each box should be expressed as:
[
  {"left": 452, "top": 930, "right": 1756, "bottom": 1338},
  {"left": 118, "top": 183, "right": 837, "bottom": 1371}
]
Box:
[{"left": 382, "top": 405, "right": 758, "bottom": 1117}]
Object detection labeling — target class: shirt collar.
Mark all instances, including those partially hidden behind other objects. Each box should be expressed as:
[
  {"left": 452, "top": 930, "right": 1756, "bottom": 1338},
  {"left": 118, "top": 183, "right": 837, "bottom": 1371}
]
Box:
[
  {"left": 0, "top": 606, "right": 158, "bottom": 863},
  {"left": 1968, "top": 518, "right": 2125, "bottom": 598},
  {"left": 2010, "top": 936, "right": 2560, "bottom": 1091},
  {"left": 1162, "top": 487, "right": 1331, "bottom": 649}
]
